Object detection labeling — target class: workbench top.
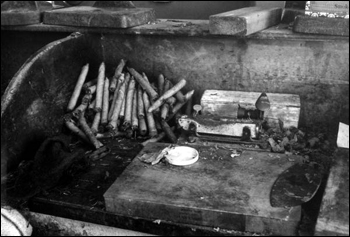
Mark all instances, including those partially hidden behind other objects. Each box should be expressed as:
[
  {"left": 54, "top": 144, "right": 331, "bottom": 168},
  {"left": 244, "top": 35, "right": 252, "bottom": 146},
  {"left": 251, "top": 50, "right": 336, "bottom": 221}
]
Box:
[{"left": 2, "top": 19, "right": 349, "bottom": 41}]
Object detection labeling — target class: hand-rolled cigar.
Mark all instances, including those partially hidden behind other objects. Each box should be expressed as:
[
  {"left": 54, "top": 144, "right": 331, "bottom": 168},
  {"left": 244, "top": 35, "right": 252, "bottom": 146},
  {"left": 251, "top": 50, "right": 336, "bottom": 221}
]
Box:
[
  {"left": 83, "top": 78, "right": 97, "bottom": 91},
  {"left": 108, "top": 73, "right": 125, "bottom": 120},
  {"left": 81, "top": 94, "right": 93, "bottom": 105},
  {"left": 155, "top": 118, "right": 162, "bottom": 131},
  {"left": 131, "top": 90, "right": 138, "bottom": 130},
  {"left": 123, "top": 78, "right": 136, "bottom": 129},
  {"left": 167, "top": 90, "right": 194, "bottom": 121},
  {"left": 119, "top": 97, "right": 126, "bottom": 120},
  {"left": 138, "top": 117, "right": 147, "bottom": 136},
  {"left": 185, "top": 96, "right": 193, "bottom": 116},
  {"left": 148, "top": 79, "right": 187, "bottom": 113},
  {"left": 79, "top": 111, "right": 102, "bottom": 149},
  {"left": 107, "top": 74, "right": 129, "bottom": 130},
  {"left": 91, "top": 112, "right": 101, "bottom": 134},
  {"left": 166, "top": 80, "right": 185, "bottom": 103},
  {"left": 67, "top": 63, "right": 89, "bottom": 112},
  {"left": 137, "top": 85, "right": 145, "bottom": 119},
  {"left": 101, "top": 78, "right": 110, "bottom": 125},
  {"left": 127, "top": 67, "right": 158, "bottom": 101},
  {"left": 161, "top": 97, "right": 176, "bottom": 121},
  {"left": 161, "top": 120, "right": 177, "bottom": 143},
  {"left": 89, "top": 98, "right": 96, "bottom": 110},
  {"left": 160, "top": 103, "right": 170, "bottom": 121},
  {"left": 72, "top": 103, "right": 89, "bottom": 119},
  {"left": 158, "top": 74, "right": 165, "bottom": 96},
  {"left": 64, "top": 116, "right": 90, "bottom": 143},
  {"left": 96, "top": 130, "right": 126, "bottom": 139},
  {"left": 94, "top": 62, "right": 105, "bottom": 113},
  {"left": 141, "top": 126, "right": 175, "bottom": 146},
  {"left": 175, "top": 90, "right": 185, "bottom": 103},
  {"left": 143, "top": 91, "right": 158, "bottom": 137},
  {"left": 110, "top": 59, "right": 126, "bottom": 92},
  {"left": 163, "top": 79, "right": 171, "bottom": 93},
  {"left": 85, "top": 84, "right": 97, "bottom": 95}
]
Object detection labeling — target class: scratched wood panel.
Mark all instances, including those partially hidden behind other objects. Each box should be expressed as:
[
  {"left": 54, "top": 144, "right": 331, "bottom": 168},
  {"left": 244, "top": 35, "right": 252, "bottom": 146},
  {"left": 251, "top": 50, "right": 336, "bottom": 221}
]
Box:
[
  {"left": 200, "top": 90, "right": 300, "bottom": 128},
  {"left": 104, "top": 142, "right": 301, "bottom": 236},
  {"left": 43, "top": 6, "right": 155, "bottom": 28},
  {"left": 315, "top": 148, "right": 349, "bottom": 236},
  {"left": 209, "top": 7, "right": 282, "bottom": 36}
]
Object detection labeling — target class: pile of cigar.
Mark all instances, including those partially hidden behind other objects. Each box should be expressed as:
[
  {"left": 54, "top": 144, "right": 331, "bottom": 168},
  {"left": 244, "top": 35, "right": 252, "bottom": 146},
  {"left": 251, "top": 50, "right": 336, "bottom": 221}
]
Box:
[{"left": 64, "top": 59, "right": 194, "bottom": 149}]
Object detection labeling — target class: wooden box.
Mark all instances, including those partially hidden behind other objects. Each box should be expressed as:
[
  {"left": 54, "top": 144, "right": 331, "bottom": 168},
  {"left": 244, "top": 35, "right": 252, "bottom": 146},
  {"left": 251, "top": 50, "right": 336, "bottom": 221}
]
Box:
[{"left": 200, "top": 90, "right": 300, "bottom": 128}]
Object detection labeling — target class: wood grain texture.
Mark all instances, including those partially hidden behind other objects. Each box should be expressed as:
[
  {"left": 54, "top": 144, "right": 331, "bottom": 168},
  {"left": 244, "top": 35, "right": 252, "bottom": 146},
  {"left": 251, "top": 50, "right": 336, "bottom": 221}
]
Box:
[
  {"left": 315, "top": 148, "right": 349, "bottom": 236},
  {"left": 43, "top": 6, "right": 156, "bottom": 28},
  {"left": 200, "top": 90, "right": 300, "bottom": 128},
  {"left": 209, "top": 7, "right": 282, "bottom": 36},
  {"left": 104, "top": 142, "right": 301, "bottom": 236},
  {"left": 293, "top": 15, "right": 349, "bottom": 36}
]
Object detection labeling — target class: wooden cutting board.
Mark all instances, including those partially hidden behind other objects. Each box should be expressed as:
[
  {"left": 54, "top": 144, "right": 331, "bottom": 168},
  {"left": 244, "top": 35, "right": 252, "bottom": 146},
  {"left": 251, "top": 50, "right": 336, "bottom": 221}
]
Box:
[
  {"left": 104, "top": 142, "right": 301, "bottom": 236},
  {"left": 43, "top": 6, "right": 156, "bottom": 28}
]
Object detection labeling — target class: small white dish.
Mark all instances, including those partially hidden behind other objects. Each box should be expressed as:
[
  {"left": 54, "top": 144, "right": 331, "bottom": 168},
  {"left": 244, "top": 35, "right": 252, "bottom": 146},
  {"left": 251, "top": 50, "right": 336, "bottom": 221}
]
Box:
[{"left": 165, "top": 146, "right": 199, "bottom": 166}]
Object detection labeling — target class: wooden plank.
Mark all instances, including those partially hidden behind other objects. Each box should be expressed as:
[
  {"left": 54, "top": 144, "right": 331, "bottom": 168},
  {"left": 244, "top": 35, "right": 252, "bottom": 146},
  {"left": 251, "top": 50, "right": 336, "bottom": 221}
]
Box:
[
  {"left": 209, "top": 7, "right": 282, "bottom": 36},
  {"left": 200, "top": 90, "right": 300, "bottom": 128},
  {"left": 293, "top": 15, "right": 349, "bottom": 36},
  {"left": 1, "top": 1, "right": 41, "bottom": 26},
  {"left": 104, "top": 142, "right": 302, "bottom": 236},
  {"left": 43, "top": 6, "right": 156, "bottom": 28},
  {"left": 315, "top": 148, "right": 349, "bottom": 236}
]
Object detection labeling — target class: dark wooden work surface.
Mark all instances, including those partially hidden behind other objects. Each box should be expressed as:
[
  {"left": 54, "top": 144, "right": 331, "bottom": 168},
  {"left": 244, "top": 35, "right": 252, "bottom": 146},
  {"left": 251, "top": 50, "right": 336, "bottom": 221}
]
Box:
[{"left": 28, "top": 138, "right": 264, "bottom": 236}]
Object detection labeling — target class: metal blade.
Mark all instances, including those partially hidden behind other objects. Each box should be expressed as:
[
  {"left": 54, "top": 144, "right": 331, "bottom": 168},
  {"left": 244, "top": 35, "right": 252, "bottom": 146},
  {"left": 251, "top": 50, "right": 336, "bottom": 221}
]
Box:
[{"left": 270, "top": 163, "right": 323, "bottom": 207}]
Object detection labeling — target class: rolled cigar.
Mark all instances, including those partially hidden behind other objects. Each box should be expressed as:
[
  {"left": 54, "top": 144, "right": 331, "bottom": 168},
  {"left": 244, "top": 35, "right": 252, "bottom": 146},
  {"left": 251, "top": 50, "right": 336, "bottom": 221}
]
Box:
[
  {"left": 155, "top": 118, "right": 162, "bottom": 131},
  {"left": 65, "top": 117, "right": 90, "bottom": 143},
  {"left": 163, "top": 79, "right": 171, "bottom": 93},
  {"left": 72, "top": 94, "right": 92, "bottom": 118},
  {"left": 185, "top": 95, "right": 193, "bottom": 116},
  {"left": 110, "top": 59, "right": 126, "bottom": 92},
  {"left": 161, "top": 97, "right": 176, "bottom": 120},
  {"left": 131, "top": 90, "right": 138, "bottom": 130},
  {"left": 79, "top": 111, "right": 102, "bottom": 149},
  {"left": 101, "top": 78, "right": 110, "bottom": 125},
  {"left": 67, "top": 63, "right": 89, "bottom": 112},
  {"left": 148, "top": 79, "right": 187, "bottom": 113},
  {"left": 91, "top": 112, "right": 101, "bottom": 134},
  {"left": 96, "top": 130, "right": 126, "bottom": 139},
  {"left": 141, "top": 126, "right": 175, "bottom": 146},
  {"left": 85, "top": 84, "right": 97, "bottom": 95},
  {"left": 72, "top": 103, "right": 89, "bottom": 119},
  {"left": 108, "top": 73, "right": 125, "bottom": 120},
  {"left": 123, "top": 78, "right": 136, "bottom": 128},
  {"left": 175, "top": 90, "right": 185, "bottom": 103},
  {"left": 89, "top": 98, "right": 96, "bottom": 110},
  {"left": 94, "top": 62, "right": 105, "bottom": 113},
  {"left": 119, "top": 97, "right": 126, "bottom": 120},
  {"left": 83, "top": 78, "right": 97, "bottom": 91},
  {"left": 137, "top": 85, "right": 145, "bottom": 119},
  {"left": 160, "top": 103, "right": 170, "bottom": 121},
  {"left": 138, "top": 117, "right": 147, "bottom": 136},
  {"left": 167, "top": 80, "right": 185, "bottom": 102},
  {"left": 158, "top": 74, "right": 165, "bottom": 96},
  {"left": 107, "top": 75, "right": 129, "bottom": 130},
  {"left": 81, "top": 94, "right": 93, "bottom": 105},
  {"left": 143, "top": 91, "right": 158, "bottom": 137},
  {"left": 128, "top": 67, "right": 158, "bottom": 101},
  {"left": 167, "top": 90, "right": 194, "bottom": 121},
  {"left": 161, "top": 120, "right": 177, "bottom": 143}
]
